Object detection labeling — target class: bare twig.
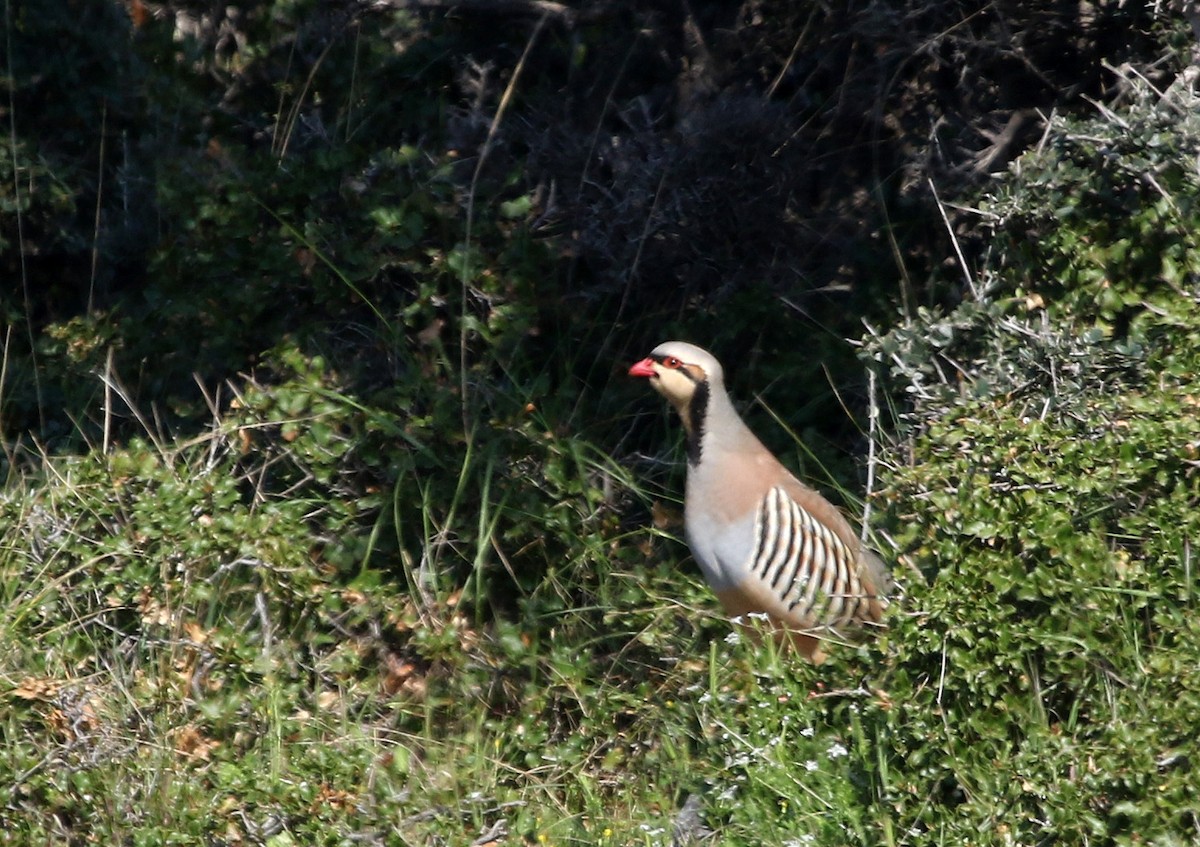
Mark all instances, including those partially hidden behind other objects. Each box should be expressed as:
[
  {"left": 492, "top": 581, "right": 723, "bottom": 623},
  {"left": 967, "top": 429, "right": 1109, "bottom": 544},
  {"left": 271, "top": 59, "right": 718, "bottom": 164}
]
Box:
[
  {"left": 103, "top": 347, "right": 114, "bottom": 455},
  {"left": 862, "top": 366, "right": 878, "bottom": 543},
  {"left": 89, "top": 102, "right": 107, "bottom": 316},
  {"left": 929, "top": 177, "right": 978, "bottom": 301},
  {"left": 5, "top": 0, "right": 43, "bottom": 432},
  {"left": 378, "top": 0, "right": 582, "bottom": 24},
  {"left": 765, "top": 6, "right": 817, "bottom": 100},
  {"left": 97, "top": 357, "right": 170, "bottom": 461},
  {"left": 0, "top": 325, "right": 14, "bottom": 471},
  {"left": 472, "top": 819, "right": 508, "bottom": 845},
  {"left": 461, "top": 13, "right": 549, "bottom": 439}
]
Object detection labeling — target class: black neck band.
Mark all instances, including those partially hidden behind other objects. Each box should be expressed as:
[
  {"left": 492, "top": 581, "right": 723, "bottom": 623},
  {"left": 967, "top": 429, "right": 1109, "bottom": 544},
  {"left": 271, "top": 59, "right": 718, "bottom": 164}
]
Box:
[{"left": 685, "top": 382, "right": 708, "bottom": 467}]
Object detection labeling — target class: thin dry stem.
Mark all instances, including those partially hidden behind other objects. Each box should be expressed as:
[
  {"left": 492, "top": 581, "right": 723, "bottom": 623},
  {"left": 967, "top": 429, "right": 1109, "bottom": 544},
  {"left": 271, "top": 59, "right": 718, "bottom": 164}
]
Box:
[
  {"left": 461, "top": 13, "right": 549, "bottom": 440},
  {"left": 929, "top": 177, "right": 978, "bottom": 300}
]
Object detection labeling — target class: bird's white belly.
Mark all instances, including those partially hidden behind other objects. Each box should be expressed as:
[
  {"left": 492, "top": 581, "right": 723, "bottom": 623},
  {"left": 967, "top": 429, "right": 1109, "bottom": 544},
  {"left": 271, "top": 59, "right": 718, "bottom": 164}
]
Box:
[{"left": 684, "top": 506, "right": 756, "bottom": 590}]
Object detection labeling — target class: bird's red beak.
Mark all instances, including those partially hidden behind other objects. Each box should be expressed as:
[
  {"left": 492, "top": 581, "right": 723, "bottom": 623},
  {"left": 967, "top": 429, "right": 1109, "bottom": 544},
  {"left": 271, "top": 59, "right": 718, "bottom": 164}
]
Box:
[{"left": 628, "top": 357, "right": 658, "bottom": 378}]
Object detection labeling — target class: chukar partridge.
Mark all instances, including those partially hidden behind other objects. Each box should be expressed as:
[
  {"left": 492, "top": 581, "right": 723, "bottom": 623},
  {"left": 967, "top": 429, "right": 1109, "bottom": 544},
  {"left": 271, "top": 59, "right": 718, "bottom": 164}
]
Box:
[{"left": 629, "top": 341, "right": 890, "bottom": 662}]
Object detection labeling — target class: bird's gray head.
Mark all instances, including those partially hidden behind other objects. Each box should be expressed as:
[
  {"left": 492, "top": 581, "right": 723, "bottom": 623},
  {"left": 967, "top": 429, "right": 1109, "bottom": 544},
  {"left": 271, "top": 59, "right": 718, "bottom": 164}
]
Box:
[
  {"left": 628, "top": 341, "right": 727, "bottom": 443},
  {"left": 628, "top": 341, "right": 724, "bottom": 399}
]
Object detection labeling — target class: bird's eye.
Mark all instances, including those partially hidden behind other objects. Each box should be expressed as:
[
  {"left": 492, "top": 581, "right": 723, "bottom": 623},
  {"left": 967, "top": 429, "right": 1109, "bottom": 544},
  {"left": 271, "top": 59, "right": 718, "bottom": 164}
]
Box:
[{"left": 662, "top": 356, "right": 682, "bottom": 369}]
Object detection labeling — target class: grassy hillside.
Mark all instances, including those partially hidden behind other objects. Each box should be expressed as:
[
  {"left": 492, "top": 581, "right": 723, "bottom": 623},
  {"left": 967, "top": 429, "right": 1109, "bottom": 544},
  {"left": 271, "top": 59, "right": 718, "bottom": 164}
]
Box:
[{"left": 2, "top": 3, "right": 1199, "bottom": 845}]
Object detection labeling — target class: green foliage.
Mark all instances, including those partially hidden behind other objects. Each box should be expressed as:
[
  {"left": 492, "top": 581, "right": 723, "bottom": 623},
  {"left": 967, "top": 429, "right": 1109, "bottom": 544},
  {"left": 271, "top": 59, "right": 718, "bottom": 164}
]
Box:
[
  {"left": 876, "top": 365, "right": 1200, "bottom": 842},
  {"left": 983, "top": 99, "right": 1200, "bottom": 328},
  {"left": 860, "top": 73, "right": 1200, "bottom": 845},
  {"left": 3, "top": 3, "right": 1200, "bottom": 846}
]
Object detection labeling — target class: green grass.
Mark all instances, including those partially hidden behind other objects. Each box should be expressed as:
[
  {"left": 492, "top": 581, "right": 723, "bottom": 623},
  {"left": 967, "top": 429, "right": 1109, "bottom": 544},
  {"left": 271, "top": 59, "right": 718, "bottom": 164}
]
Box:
[
  {"left": 0, "top": 420, "right": 865, "bottom": 845},
  {"left": 0, "top": 320, "right": 885, "bottom": 846}
]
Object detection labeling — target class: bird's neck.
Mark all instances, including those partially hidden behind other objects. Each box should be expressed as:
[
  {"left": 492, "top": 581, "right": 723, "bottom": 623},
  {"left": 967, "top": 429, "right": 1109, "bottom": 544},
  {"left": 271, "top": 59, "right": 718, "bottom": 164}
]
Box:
[
  {"left": 672, "top": 381, "right": 707, "bottom": 466},
  {"left": 682, "top": 384, "right": 753, "bottom": 469}
]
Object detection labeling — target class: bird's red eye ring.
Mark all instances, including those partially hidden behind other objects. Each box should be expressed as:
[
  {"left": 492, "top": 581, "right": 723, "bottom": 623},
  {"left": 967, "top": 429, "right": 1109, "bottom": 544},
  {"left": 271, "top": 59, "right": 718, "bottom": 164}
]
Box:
[{"left": 662, "top": 356, "right": 682, "bottom": 369}]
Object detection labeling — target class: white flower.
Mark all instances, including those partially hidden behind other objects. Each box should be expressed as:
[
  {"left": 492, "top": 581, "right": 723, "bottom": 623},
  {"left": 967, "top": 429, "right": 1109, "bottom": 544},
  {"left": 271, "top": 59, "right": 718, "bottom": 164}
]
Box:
[
  {"left": 799, "top": 726, "right": 815, "bottom": 738},
  {"left": 827, "top": 742, "right": 849, "bottom": 759},
  {"left": 804, "top": 760, "right": 819, "bottom": 772}
]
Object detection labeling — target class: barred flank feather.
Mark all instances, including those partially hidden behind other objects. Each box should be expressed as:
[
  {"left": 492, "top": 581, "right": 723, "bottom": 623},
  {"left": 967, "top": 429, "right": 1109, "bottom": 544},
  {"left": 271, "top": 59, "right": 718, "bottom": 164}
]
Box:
[{"left": 748, "top": 487, "right": 871, "bottom": 628}]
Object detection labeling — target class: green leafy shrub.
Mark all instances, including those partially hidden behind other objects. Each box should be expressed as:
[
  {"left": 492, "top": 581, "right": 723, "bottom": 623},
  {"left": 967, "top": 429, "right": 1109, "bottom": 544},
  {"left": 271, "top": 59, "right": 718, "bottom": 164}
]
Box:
[{"left": 860, "top": 72, "right": 1200, "bottom": 845}]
